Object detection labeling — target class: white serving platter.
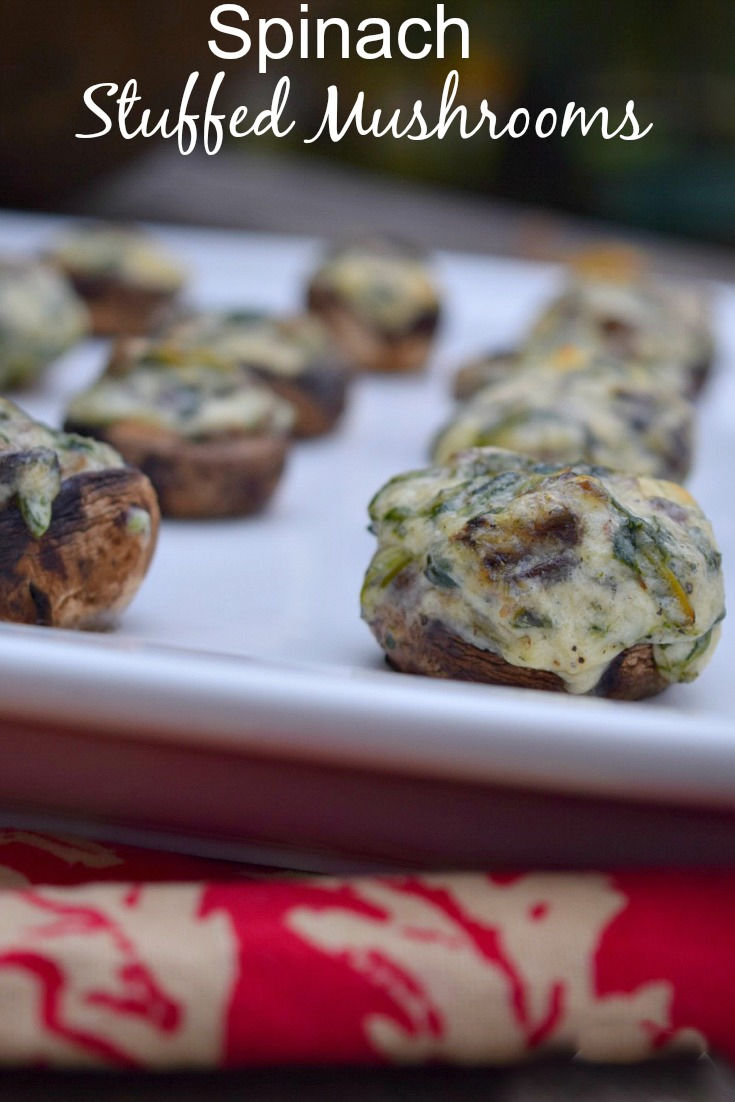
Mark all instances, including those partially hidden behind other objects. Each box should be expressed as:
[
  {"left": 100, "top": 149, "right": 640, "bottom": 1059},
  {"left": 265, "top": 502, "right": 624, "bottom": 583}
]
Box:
[{"left": 0, "top": 210, "right": 733, "bottom": 868}]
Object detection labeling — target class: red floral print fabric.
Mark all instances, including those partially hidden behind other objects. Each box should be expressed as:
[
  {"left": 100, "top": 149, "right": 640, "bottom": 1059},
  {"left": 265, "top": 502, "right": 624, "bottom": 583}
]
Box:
[{"left": 0, "top": 830, "right": 732, "bottom": 1068}]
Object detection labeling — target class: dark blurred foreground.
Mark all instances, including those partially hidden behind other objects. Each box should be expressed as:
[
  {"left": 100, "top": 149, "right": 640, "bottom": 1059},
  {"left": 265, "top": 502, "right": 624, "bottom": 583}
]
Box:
[{"left": 0, "top": 1055, "right": 733, "bottom": 1102}]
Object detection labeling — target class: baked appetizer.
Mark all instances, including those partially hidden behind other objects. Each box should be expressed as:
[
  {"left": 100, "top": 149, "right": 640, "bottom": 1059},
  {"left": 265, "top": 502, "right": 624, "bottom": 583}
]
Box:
[
  {"left": 362, "top": 447, "right": 724, "bottom": 699},
  {"left": 0, "top": 397, "right": 158, "bottom": 628},
  {"left": 0, "top": 260, "right": 88, "bottom": 389},
  {"left": 46, "top": 224, "right": 186, "bottom": 337},
  {"left": 64, "top": 359, "right": 293, "bottom": 519},
  {"left": 433, "top": 352, "right": 695, "bottom": 484},
  {"left": 527, "top": 246, "right": 714, "bottom": 397},
  {"left": 114, "top": 312, "right": 350, "bottom": 439},
  {"left": 307, "top": 238, "right": 441, "bottom": 374}
]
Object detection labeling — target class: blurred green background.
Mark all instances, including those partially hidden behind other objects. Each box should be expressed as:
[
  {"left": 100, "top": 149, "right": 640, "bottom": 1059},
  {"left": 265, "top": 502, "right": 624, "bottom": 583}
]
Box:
[{"left": 2, "top": 0, "right": 734, "bottom": 244}]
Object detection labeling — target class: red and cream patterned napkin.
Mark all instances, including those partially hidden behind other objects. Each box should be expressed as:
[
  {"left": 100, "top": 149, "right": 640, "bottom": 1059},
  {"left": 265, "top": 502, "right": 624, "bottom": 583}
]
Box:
[{"left": 0, "top": 828, "right": 732, "bottom": 1068}]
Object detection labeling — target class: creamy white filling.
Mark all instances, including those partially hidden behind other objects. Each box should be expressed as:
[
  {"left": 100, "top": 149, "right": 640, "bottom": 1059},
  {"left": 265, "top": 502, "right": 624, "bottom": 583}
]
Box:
[
  {"left": 67, "top": 363, "right": 294, "bottom": 438},
  {"left": 50, "top": 227, "right": 186, "bottom": 292},
  {"left": 526, "top": 273, "right": 712, "bottom": 391},
  {"left": 0, "top": 261, "right": 88, "bottom": 383},
  {"left": 433, "top": 359, "right": 694, "bottom": 482},
  {"left": 313, "top": 251, "right": 440, "bottom": 330},
  {"left": 159, "top": 314, "right": 331, "bottom": 378}
]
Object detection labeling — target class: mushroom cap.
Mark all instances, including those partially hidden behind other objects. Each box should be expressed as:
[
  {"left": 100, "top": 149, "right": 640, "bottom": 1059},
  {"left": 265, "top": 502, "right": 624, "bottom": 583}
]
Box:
[
  {"left": 308, "top": 284, "right": 439, "bottom": 374},
  {"left": 374, "top": 607, "right": 668, "bottom": 701},
  {"left": 0, "top": 466, "right": 159, "bottom": 629},
  {"left": 65, "top": 420, "right": 288, "bottom": 520},
  {"left": 46, "top": 223, "right": 186, "bottom": 337},
  {"left": 306, "top": 238, "right": 441, "bottom": 373}
]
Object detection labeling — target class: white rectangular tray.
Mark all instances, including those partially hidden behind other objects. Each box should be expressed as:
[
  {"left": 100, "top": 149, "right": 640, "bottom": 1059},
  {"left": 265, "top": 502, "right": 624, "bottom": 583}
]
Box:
[{"left": 0, "top": 211, "right": 733, "bottom": 868}]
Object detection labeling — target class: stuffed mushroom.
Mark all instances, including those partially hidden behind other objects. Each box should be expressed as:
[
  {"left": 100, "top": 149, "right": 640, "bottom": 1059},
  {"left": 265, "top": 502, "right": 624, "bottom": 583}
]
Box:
[
  {"left": 452, "top": 248, "right": 713, "bottom": 402},
  {"left": 526, "top": 246, "right": 714, "bottom": 398},
  {"left": 362, "top": 447, "right": 724, "bottom": 699},
  {"left": 433, "top": 352, "right": 695, "bottom": 484},
  {"left": 0, "top": 397, "right": 158, "bottom": 629},
  {"left": 64, "top": 359, "right": 293, "bottom": 518},
  {"left": 113, "top": 312, "right": 350, "bottom": 438},
  {"left": 46, "top": 223, "right": 186, "bottom": 337},
  {"left": 0, "top": 260, "right": 88, "bottom": 389},
  {"left": 307, "top": 238, "right": 441, "bottom": 374}
]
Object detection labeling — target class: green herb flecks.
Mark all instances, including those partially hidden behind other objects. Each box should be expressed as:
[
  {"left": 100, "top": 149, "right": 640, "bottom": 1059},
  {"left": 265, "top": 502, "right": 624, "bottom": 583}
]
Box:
[
  {"left": 512, "top": 608, "right": 553, "bottom": 631},
  {"left": 361, "top": 547, "right": 414, "bottom": 604},
  {"left": 126, "top": 506, "right": 152, "bottom": 538},
  {"left": 425, "top": 555, "right": 458, "bottom": 589},
  {"left": 654, "top": 617, "right": 724, "bottom": 682},
  {"left": 610, "top": 498, "right": 695, "bottom": 626},
  {"left": 0, "top": 448, "right": 61, "bottom": 539}
]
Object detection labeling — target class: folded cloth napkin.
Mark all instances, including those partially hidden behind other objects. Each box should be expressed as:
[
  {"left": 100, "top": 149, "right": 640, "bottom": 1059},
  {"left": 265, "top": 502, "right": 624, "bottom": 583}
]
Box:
[{"left": 0, "top": 828, "right": 732, "bottom": 1069}]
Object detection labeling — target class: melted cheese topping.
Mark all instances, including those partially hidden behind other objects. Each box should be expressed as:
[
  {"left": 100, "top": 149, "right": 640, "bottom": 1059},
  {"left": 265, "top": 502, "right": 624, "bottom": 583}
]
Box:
[
  {"left": 155, "top": 312, "right": 335, "bottom": 379},
  {"left": 0, "top": 398, "right": 124, "bottom": 537},
  {"left": 0, "top": 261, "right": 88, "bottom": 388},
  {"left": 362, "top": 448, "right": 724, "bottom": 694},
  {"left": 527, "top": 272, "right": 713, "bottom": 394},
  {"left": 433, "top": 358, "right": 695, "bottom": 483},
  {"left": 67, "top": 362, "right": 294, "bottom": 439},
  {"left": 312, "top": 246, "right": 440, "bottom": 332},
  {"left": 49, "top": 226, "right": 186, "bottom": 292}
]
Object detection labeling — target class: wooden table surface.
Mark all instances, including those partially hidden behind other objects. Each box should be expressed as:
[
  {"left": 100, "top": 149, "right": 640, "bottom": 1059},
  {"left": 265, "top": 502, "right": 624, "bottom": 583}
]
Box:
[{"left": 10, "top": 148, "right": 735, "bottom": 1099}]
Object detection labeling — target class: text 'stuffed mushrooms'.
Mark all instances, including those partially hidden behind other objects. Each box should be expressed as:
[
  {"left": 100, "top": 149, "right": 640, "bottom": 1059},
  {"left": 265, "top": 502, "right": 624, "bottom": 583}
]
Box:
[
  {"left": 0, "top": 398, "right": 159, "bottom": 629},
  {"left": 361, "top": 447, "right": 724, "bottom": 700}
]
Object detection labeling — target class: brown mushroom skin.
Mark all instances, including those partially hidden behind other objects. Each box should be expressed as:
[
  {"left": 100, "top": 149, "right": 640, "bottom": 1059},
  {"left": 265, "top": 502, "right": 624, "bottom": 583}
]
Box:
[
  {"left": 61, "top": 272, "right": 178, "bottom": 338},
  {"left": 687, "top": 353, "right": 714, "bottom": 399},
  {"left": 64, "top": 420, "right": 288, "bottom": 520},
  {"left": 0, "top": 468, "right": 159, "bottom": 630},
  {"left": 250, "top": 362, "right": 349, "bottom": 439},
  {"left": 307, "top": 285, "right": 440, "bottom": 374},
  {"left": 369, "top": 601, "right": 668, "bottom": 702}
]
